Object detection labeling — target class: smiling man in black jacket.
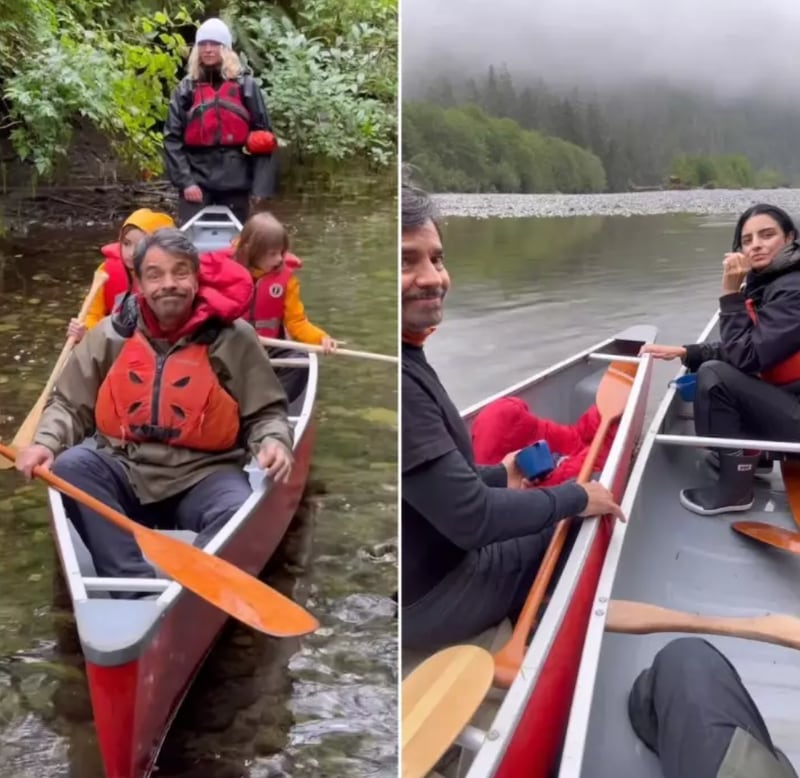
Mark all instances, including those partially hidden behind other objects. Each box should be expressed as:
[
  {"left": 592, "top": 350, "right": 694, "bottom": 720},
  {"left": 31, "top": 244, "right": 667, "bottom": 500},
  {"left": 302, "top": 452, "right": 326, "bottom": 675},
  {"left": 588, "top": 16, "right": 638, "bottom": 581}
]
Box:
[{"left": 400, "top": 184, "right": 624, "bottom": 651}]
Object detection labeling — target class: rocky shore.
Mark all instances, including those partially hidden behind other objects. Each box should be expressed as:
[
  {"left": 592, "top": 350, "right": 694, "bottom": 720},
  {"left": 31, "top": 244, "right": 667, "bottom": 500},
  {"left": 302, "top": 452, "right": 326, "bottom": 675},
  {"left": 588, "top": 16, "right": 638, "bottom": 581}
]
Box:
[{"left": 433, "top": 188, "right": 800, "bottom": 219}]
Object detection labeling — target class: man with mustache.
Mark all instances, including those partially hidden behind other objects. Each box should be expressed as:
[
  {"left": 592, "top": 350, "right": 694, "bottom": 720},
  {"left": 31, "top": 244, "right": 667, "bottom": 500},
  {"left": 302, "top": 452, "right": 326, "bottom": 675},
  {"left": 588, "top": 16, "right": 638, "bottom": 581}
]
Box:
[
  {"left": 15, "top": 229, "right": 293, "bottom": 594},
  {"left": 401, "top": 184, "right": 625, "bottom": 650}
]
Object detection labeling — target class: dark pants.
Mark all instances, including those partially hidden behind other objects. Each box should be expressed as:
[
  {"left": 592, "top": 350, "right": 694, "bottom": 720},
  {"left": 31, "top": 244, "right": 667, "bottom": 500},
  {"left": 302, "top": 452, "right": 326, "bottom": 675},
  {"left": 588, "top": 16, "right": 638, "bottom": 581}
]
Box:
[
  {"left": 53, "top": 447, "right": 251, "bottom": 594},
  {"left": 178, "top": 189, "right": 250, "bottom": 227},
  {"left": 401, "top": 528, "right": 554, "bottom": 650},
  {"left": 268, "top": 346, "right": 309, "bottom": 404},
  {"left": 695, "top": 360, "right": 800, "bottom": 442},
  {"left": 628, "top": 638, "right": 794, "bottom": 778}
]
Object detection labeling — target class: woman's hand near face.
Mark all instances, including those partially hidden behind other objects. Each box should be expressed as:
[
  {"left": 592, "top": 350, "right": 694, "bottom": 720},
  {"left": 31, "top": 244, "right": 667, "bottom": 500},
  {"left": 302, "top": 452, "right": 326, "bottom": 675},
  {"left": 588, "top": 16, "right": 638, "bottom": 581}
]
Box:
[{"left": 721, "top": 252, "right": 750, "bottom": 294}]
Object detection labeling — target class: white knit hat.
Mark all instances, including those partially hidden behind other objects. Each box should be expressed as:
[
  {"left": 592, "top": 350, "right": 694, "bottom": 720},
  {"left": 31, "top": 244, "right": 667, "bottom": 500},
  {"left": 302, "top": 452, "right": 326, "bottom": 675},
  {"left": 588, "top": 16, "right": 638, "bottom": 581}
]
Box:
[{"left": 195, "top": 18, "right": 232, "bottom": 49}]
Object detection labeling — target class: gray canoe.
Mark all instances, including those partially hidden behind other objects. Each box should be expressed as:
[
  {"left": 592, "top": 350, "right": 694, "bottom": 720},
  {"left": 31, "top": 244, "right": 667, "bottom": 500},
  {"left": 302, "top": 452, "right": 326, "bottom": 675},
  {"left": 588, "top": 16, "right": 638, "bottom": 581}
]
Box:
[
  {"left": 402, "top": 324, "right": 658, "bottom": 778},
  {"left": 559, "top": 312, "right": 800, "bottom": 777}
]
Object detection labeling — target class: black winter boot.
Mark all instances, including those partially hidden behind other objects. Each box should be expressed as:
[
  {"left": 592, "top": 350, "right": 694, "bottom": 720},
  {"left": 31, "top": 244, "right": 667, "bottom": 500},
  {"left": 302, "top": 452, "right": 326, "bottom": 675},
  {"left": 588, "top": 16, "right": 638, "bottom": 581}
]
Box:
[
  {"left": 680, "top": 450, "right": 760, "bottom": 516},
  {"left": 703, "top": 449, "right": 773, "bottom": 478}
]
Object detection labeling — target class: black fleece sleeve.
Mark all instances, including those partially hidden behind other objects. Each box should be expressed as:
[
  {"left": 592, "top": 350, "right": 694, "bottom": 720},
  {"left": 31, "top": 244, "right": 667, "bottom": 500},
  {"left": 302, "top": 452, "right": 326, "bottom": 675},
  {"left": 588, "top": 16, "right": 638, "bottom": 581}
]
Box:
[{"left": 404, "top": 450, "right": 588, "bottom": 550}]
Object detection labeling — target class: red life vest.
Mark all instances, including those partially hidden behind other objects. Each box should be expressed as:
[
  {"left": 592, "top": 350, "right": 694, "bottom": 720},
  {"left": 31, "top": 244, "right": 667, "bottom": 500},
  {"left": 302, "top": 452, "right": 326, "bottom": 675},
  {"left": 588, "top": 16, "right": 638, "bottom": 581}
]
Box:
[
  {"left": 744, "top": 298, "right": 800, "bottom": 385},
  {"left": 95, "top": 330, "right": 240, "bottom": 452},
  {"left": 184, "top": 81, "right": 251, "bottom": 147},
  {"left": 248, "top": 263, "right": 294, "bottom": 338},
  {"left": 100, "top": 245, "right": 133, "bottom": 313}
]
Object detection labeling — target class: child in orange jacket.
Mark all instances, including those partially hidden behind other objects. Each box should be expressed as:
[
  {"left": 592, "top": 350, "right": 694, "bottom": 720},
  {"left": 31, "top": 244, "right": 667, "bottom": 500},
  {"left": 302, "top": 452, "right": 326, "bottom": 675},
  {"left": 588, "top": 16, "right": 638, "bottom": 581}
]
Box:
[
  {"left": 211, "top": 211, "right": 339, "bottom": 400},
  {"left": 231, "top": 211, "right": 338, "bottom": 351},
  {"left": 67, "top": 208, "right": 175, "bottom": 342}
]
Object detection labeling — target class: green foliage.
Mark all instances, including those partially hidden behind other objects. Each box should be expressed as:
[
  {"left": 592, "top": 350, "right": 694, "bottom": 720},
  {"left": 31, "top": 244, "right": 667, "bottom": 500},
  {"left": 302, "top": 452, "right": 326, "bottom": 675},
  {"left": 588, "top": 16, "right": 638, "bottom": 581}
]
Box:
[
  {"left": 411, "top": 66, "right": 797, "bottom": 191},
  {"left": 0, "top": 0, "right": 396, "bottom": 177},
  {"left": 403, "top": 101, "right": 606, "bottom": 194},
  {"left": 230, "top": 0, "right": 397, "bottom": 167},
  {"left": 0, "top": 1, "right": 197, "bottom": 176},
  {"left": 669, "top": 154, "right": 758, "bottom": 189}
]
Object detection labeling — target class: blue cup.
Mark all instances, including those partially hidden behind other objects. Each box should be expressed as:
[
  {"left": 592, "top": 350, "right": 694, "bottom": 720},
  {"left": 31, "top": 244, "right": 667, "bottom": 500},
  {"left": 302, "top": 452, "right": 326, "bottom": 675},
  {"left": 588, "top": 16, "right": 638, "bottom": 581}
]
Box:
[
  {"left": 669, "top": 373, "right": 697, "bottom": 402},
  {"left": 515, "top": 440, "right": 556, "bottom": 481}
]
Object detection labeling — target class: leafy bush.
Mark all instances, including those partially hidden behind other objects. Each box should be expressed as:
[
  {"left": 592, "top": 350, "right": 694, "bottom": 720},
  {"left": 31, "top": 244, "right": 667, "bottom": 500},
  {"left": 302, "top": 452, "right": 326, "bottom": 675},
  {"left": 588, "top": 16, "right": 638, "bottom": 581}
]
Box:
[
  {"left": 231, "top": 0, "right": 396, "bottom": 167},
  {"left": 0, "top": 0, "right": 396, "bottom": 176}
]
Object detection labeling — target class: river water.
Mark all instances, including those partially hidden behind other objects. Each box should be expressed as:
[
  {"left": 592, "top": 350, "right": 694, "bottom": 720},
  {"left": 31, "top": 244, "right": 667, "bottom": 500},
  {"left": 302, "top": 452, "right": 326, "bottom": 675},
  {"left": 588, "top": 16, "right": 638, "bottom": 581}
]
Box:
[
  {"left": 425, "top": 194, "right": 770, "bottom": 409},
  {"left": 0, "top": 186, "right": 397, "bottom": 777}
]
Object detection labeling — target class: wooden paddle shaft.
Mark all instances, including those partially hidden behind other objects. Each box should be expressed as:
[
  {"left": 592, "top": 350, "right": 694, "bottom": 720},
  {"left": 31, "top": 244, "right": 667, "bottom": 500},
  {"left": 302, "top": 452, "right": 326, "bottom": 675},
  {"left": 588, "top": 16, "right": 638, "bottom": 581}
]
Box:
[
  {"left": 0, "top": 441, "right": 141, "bottom": 536},
  {"left": 259, "top": 335, "right": 397, "bottom": 364},
  {"left": 606, "top": 600, "right": 800, "bottom": 651},
  {"left": 493, "top": 416, "right": 612, "bottom": 687}
]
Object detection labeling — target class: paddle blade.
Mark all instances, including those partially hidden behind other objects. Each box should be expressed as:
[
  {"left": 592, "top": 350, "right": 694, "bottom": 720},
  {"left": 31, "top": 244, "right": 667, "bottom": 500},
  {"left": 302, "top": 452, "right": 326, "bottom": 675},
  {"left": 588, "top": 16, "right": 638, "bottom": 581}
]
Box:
[
  {"left": 781, "top": 460, "right": 800, "bottom": 531},
  {"left": 402, "top": 646, "right": 494, "bottom": 778},
  {"left": 134, "top": 528, "right": 319, "bottom": 638},
  {"left": 596, "top": 360, "right": 637, "bottom": 419},
  {"left": 732, "top": 521, "right": 800, "bottom": 555}
]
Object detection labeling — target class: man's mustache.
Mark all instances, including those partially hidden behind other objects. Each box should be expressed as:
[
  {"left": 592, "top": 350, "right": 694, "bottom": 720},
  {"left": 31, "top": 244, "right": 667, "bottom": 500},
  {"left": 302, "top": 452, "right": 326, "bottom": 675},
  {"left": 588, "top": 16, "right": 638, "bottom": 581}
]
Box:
[{"left": 405, "top": 289, "right": 445, "bottom": 301}]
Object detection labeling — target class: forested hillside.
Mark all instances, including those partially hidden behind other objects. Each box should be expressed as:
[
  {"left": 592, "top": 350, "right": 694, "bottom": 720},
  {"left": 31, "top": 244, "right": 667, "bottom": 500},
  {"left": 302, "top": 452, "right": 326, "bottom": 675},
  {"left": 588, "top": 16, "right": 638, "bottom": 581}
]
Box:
[{"left": 403, "top": 65, "right": 799, "bottom": 193}]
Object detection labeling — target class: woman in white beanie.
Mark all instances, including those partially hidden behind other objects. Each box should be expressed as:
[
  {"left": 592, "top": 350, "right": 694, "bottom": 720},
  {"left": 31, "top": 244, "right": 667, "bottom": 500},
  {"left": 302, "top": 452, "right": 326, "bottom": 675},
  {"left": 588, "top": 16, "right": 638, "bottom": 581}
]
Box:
[{"left": 163, "top": 17, "right": 277, "bottom": 226}]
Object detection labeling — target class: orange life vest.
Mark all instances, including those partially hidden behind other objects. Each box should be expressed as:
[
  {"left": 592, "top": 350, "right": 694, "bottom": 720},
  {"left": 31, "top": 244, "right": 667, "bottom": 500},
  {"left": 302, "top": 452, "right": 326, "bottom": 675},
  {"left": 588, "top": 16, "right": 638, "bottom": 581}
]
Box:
[
  {"left": 248, "top": 263, "right": 294, "bottom": 338},
  {"left": 95, "top": 331, "right": 240, "bottom": 451},
  {"left": 745, "top": 298, "right": 800, "bottom": 385},
  {"left": 184, "top": 81, "right": 251, "bottom": 147}
]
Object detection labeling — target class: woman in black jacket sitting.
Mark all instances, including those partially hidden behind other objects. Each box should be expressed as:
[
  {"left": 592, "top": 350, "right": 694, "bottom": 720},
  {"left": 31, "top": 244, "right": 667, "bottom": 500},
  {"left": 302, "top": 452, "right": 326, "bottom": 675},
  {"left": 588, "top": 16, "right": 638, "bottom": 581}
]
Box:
[{"left": 642, "top": 204, "right": 800, "bottom": 515}]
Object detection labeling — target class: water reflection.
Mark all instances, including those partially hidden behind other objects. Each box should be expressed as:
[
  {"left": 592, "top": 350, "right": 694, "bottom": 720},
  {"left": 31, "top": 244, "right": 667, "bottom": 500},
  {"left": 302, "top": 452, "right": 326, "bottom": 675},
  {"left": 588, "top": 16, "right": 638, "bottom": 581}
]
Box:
[{"left": 429, "top": 210, "right": 738, "bottom": 409}]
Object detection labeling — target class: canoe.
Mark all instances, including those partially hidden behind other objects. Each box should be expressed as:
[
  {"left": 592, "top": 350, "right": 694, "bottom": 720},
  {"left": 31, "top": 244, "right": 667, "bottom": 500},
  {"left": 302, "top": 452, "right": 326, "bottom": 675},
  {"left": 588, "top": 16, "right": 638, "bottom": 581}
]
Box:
[
  {"left": 402, "top": 324, "right": 657, "bottom": 778},
  {"left": 46, "top": 205, "right": 318, "bottom": 778},
  {"left": 558, "top": 312, "right": 800, "bottom": 777}
]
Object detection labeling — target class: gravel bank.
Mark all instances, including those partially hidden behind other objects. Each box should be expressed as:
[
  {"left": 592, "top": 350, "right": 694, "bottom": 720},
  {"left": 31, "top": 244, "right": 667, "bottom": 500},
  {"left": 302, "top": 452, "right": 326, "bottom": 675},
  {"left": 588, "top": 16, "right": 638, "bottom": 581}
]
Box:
[{"left": 433, "top": 188, "right": 800, "bottom": 219}]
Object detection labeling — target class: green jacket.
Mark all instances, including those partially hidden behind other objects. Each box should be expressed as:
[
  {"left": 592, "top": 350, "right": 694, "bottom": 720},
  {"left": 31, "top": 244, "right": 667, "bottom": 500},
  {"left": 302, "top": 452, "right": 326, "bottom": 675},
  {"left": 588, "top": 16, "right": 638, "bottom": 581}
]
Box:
[{"left": 34, "top": 316, "right": 292, "bottom": 504}]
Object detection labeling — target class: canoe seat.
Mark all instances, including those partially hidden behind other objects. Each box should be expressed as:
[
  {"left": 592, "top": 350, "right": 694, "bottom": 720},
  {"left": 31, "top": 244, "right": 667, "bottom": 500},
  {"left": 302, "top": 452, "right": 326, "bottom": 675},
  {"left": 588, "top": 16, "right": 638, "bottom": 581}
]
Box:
[{"left": 69, "top": 522, "right": 196, "bottom": 586}]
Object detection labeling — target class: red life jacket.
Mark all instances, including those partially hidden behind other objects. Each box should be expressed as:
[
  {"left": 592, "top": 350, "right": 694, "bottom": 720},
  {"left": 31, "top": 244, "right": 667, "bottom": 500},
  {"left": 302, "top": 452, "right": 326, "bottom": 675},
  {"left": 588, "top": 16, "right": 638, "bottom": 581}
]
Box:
[
  {"left": 100, "top": 244, "right": 133, "bottom": 313},
  {"left": 745, "top": 298, "right": 800, "bottom": 385},
  {"left": 184, "top": 81, "right": 251, "bottom": 147},
  {"left": 248, "top": 263, "right": 294, "bottom": 338},
  {"left": 95, "top": 330, "right": 240, "bottom": 452}
]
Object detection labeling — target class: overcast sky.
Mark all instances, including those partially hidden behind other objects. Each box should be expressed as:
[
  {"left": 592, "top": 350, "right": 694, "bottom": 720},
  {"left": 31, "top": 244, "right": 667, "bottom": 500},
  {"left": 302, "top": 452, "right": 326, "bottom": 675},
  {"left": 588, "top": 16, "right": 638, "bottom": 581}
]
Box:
[{"left": 402, "top": 0, "right": 800, "bottom": 99}]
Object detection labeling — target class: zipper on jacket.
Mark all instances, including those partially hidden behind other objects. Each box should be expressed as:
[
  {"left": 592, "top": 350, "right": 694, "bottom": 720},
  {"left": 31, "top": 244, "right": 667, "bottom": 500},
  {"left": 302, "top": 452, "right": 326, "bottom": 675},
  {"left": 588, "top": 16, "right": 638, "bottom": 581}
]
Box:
[{"left": 151, "top": 353, "right": 167, "bottom": 427}]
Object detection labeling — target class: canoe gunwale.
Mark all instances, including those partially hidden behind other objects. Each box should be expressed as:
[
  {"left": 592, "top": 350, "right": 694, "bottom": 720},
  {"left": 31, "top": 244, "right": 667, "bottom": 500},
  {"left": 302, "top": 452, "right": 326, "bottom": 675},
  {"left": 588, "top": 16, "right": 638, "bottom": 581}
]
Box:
[
  {"left": 451, "top": 325, "right": 657, "bottom": 778},
  {"left": 557, "top": 311, "right": 722, "bottom": 777}
]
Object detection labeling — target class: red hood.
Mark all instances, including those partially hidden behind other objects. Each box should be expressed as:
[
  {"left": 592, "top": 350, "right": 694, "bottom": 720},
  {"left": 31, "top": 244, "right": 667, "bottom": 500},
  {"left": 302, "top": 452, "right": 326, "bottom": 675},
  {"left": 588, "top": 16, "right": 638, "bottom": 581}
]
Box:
[
  {"left": 138, "top": 247, "right": 254, "bottom": 343},
  {"left": 100, "top": 242, "right": 123, "bottom": 261}
]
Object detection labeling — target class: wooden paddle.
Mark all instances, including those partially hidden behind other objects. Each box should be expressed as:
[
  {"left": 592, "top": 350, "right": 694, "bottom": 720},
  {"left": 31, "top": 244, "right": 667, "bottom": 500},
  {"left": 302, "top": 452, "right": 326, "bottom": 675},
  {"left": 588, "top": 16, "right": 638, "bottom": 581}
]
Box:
[
  {"left": 781, "top": 459, "right": 800, "bottom": 530},
  {"left": 0, "top": 269, "right": 109, "bottom": 470},
  {"left": 0, "top": 442, "right": 319, "bottom": 638},
  {"left": 732, "top": 520, "right": 800, "bottom": 555},
  {"left": 402, "top": 645, "right": 495, "bottom": 778},
  {"left": 606, "top": 600, "right": 800, "bottom": 650},
  {"left": 258, "top": 335, "right": 397, "bottom": 364},
  {"left": 493, "top": 361, "right": 637, "bottom": 688}
]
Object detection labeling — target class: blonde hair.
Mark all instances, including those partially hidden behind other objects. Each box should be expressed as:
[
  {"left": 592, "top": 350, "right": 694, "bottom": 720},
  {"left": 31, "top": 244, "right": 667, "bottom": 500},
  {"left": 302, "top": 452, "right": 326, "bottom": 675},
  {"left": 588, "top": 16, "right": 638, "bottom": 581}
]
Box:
[{"left": 187, "top": 44, "right": 243, "bottom": 81}]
